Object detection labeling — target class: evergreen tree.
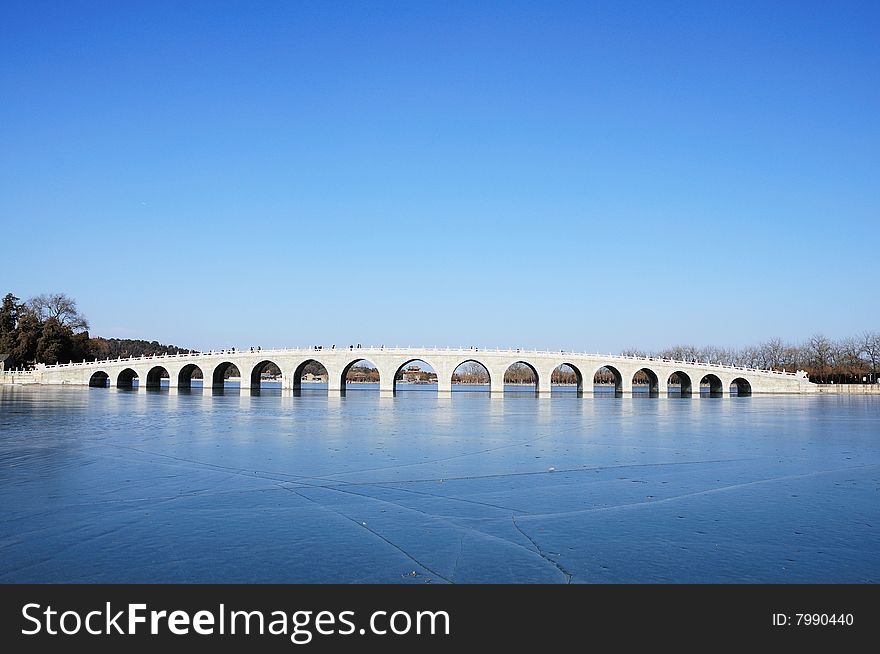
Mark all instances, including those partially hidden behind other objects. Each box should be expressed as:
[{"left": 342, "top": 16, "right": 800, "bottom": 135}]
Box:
[
  {"left": 70, "top": 330, "right": 92, "bottom": 362},
  {"left": 11, "top": 309, "right": 40, "bottom": 365},
  {"left": 36, "top": 317, "right": 72, "bottom": 365},
  {"left": 0, "top": 293, "right": 20, "bottom": 354}
]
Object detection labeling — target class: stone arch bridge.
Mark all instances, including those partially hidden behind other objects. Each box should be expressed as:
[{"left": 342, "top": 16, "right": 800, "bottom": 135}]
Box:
[{"left": 13, "top": 346, "right": 815, "bottom": 396}]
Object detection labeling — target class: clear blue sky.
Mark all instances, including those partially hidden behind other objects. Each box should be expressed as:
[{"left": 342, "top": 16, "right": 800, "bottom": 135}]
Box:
[{"left": 2, "top": 1, "right": 877, "bottom": 352}]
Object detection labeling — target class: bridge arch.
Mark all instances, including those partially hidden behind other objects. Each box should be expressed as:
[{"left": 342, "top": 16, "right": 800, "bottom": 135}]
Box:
[
  {"left": 177, "top": 364, "right": 204, "bottom": 389},
  {"left": 451, "top": 359, "right": 491, "bottom": 392},
  {"left": 117, "top": 368, "right": 139, "bottom": 389},
  {"left": 88, "top": 370, "right": 110, "bottom": 388},
  {"left": 551, "top": 363, "right": 584, "bottom": 395},
  {"left": 504, "top": 361, "right": 539, "bottom": 395},
  {"left": 292, "top": 359, "right": 329, "bottom": 393},
  {"left": 592, "top": 365, "right": 623, "bottom": 395},
  {"left": 699, "top": 373, "right": 724, "bottom": 396},
  {"left": 393, "top": 358, "right": 438, "bottom": 393},
  {"left": 211, "top": 362, "right": 241, "bottom": 391},
  {"left": 632, "top": 367, "right": 660, "bottom": 395},
  {"left": 248, "top": 359, "right": 283, "bottom": 391},
  {"left": 730, "top": 377, "right": 752, "bottom": 396},
  {"left": 341, "top": 358, "right": 379, "bottom": 393},
  {"left": 146, "top": 366, "right": 170, "bottom": 390},
  {"left": 667, "top": 371, "right": 693, "bottom": 396}
]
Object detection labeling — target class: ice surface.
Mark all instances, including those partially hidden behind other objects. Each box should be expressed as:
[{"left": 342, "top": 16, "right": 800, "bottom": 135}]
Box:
[{"left": 1, "top": 387, "right": 877, "bottom": 582}]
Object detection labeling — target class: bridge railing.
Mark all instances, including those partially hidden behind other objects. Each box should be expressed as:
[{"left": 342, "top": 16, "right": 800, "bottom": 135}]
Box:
[{"left": 36, "top": 346, "right": 801, "bottom": 377}]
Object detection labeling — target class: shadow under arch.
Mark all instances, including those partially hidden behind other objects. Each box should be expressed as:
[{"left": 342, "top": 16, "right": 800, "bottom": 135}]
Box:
[
  {"left": 212, "top": 361, "right": 241, "bottom": 393},
  {"left": 248, "top": 359, "right": 283, "bottom": 393},
  {"left": 292, "top": 359, "right": 329, "bottom": 394},
  {"left": 146, "top": 366, "right": 170, "bottom": 390},
  {"left": 593, "top": 365, "right": 623, "bottom": 395},
  {"left": 504, "top": 361, "right": 539, "bottom": 395},
  {"left": 730, "top": 377, "right": 752, "bottom": 396},
  {"left": 341, "top": 358, "right": 379, "bottom": 394},
  {"left": 699, "top": 373, "right": 724, "bottom": 396},
  {"left": 551, "top": 363, "right": 584, "bottom": 395},
  {"left": 178, "top": 363, "right": 204, "bottom": 389},
  {"left": 667, "top": 371, "right": 693, "bottom": 396},
  {"left": 393, "top": 358, "right": 438, "bottom": 394},
  {"left": 88, "top": 370, "right": 109, "bottom": 388},
  {"left": 117, "top": 368, "right": 139, "bottom": 389},
  {"left": 451, "top": 359, "right": 490, "bottom": 392},
  {"left": 632, "top": 367, "right": 660, "bottom": 396}
]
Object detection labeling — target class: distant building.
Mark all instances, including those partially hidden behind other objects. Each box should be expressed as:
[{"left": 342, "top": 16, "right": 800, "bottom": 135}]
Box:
[
  {"left": 402, "top": 365, "right": 423, "bottom": 382},
  {"left": 400, "top": 365, "right": 436, "bottom": 383}
]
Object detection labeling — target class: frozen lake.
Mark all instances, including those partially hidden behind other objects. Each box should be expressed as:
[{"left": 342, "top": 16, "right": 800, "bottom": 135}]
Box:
[{"left": 1, "top": 385, "right": 878, "bottom": 583}]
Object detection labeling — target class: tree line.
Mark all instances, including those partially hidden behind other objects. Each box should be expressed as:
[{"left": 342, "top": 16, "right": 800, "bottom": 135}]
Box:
[
  {"left": 0, "top": 292, "right": 192, "bottom": 367},
  {"left": 621, "top": 333, "right": 880, "bottom": 384}
]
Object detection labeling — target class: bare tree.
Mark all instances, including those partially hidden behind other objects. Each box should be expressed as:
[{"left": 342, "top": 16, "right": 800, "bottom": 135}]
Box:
[
  {"left": 504, "top": 363, "right": 535, "bottom": 384},
  {"left": 551, "top": 364, "right": 578, "bottom": 384},
  {"left": 805, "top": 334, "right": 835, "bottom": 382},
  {"left": 757, "top": 338, "right": 787, "bottom": 369},
  {"left": 862, "top": 331, "right": 880, "bottom": 380},
  {"left": 735, "top": 345, "right": 760, "bottom": 368},
  {"left": 27, "top": 293, "right": 89, "bottom": 332},
  {"left": 783, "top": 345, "right": 804, "bottom": 370},
  {"left": 702, "top": 345, "right": 737, "bottom": 366},
  {"left": 452, "top": 361, "right": 489, "bottom": 384},
  {"left": 839, "top": 337, "right": 868, "bottom": 382},
  {"left": 593, "top": 366, "right": 619, "bottom": 384},
  {"left": 658, "top": 344, "right": 700, "bottom": 362}
]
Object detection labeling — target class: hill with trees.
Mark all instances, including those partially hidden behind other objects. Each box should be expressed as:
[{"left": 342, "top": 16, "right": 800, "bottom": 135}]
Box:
[{"left": 0, "top": 292, "right": 193, "bottom": 367}]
